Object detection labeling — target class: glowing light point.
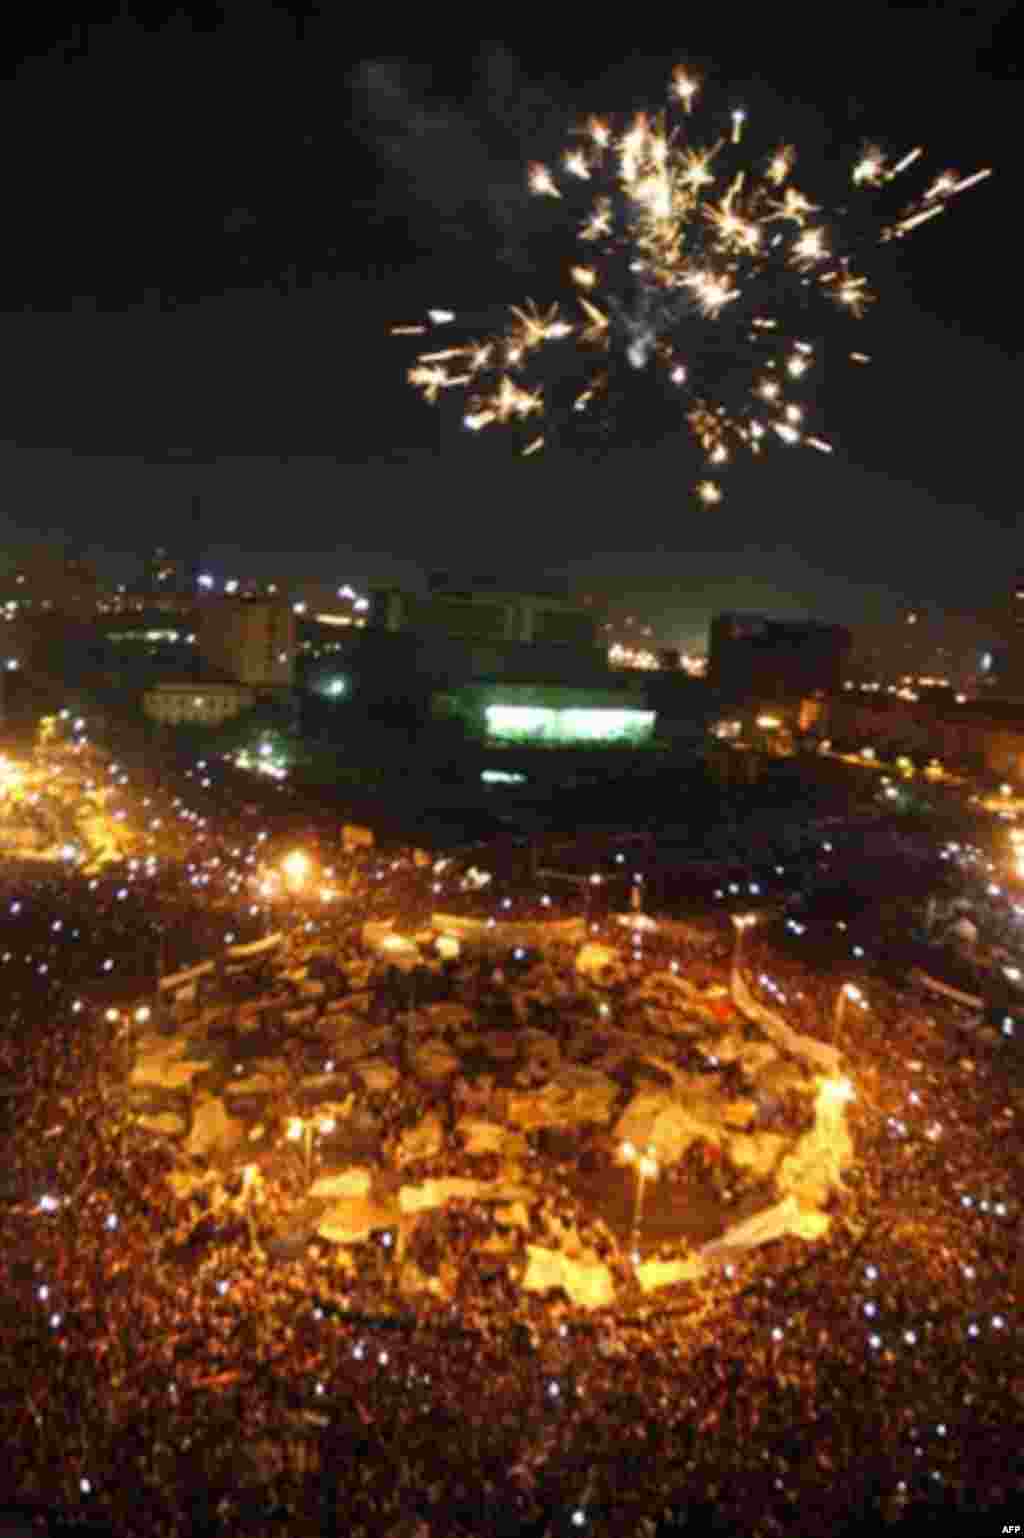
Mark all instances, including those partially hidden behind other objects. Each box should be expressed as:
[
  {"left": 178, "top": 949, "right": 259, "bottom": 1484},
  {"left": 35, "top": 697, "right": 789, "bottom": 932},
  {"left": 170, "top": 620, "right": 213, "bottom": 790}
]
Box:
[
  {"left": 528, "top": 163, "right": 561, "bottom": 198},
  {"left": 282, "top": 850, "right": 311, "bottom": 887},
  {"left": 672, "top": 68, "right": 699, "bottom": 110}
]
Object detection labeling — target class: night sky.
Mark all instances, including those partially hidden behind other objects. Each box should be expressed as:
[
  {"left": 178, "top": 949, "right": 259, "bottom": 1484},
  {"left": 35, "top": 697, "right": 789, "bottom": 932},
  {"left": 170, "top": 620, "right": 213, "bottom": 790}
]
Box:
[{"left": 0, "top": 7, "right": 1019, "bottom": 652}]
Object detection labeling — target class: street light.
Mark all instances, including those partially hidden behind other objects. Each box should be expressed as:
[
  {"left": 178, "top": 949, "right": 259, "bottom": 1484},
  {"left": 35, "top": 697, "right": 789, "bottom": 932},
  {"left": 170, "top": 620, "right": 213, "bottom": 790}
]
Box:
[
  {"left": 240, "top": 1162, "right": 265, "bottom": 1254},
  {"left": 815, "top": 1074, "right": 857, "bottom": 1193},
  {"left": 287, "top": 1114, "right": 336, "bottom": 1186},
  {"left": 282, "top": 849, "right": 311, "bottom": 889},
  {"left": 730, "top": 912, "right": 759, "bottom": 978},
  {"left": 834, "top": 981, "right": 864, "bottom": 1042},
  {"left": 585, "top": 872, "right": 603, "bottom": 926},
  {"left": 619, "top": 1140, "right": 659, "bottom": 1260},
  {"left": 820, "top": 1075, "right": 856, "bottom": 1105},
  {"left": 276, "top": 850, "right": 314, "bottom": 948}
]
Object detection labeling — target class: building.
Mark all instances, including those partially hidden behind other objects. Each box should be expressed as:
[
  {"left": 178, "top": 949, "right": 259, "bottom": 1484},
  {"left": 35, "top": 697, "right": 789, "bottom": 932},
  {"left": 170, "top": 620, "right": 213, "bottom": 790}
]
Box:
[
  {"left": 142, "top": 681, "right": 255, "bottom": 726},
  {"left": 360, "top": 577, "right": 611, "bottom": 697},
  {"left": 2, "top": 548, "right": 101, "bottom": 620},
  {"left": 818, "top": 690, "right": 1024, "bottom": 780},
  {"left": 197, "top": 597, "right": 295, "bottom": 690},
  {"left": 371, "top": 574, "right": 599, "bottom": 650},
  {"left": 311, "top": 574, "right": 658, "bottom": 746},
  {"left": 709, "top": 613, "right": 852, "bottom": 704}
]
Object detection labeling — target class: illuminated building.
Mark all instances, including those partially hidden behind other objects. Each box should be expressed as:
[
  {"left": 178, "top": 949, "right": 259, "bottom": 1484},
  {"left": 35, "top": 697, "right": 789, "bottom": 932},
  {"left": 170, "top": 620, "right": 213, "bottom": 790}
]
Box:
[
  {"left": 433, "top": 683, "right": 655, "bottom": 747},
  {"left": 139, "top": 598, "right": 294, "bottom": 729},
  {"left": 819, "top": 688, "right": 1024, "bottom": 780},
  {"left": 609, "top": 642, "right": 660, "bottom": 670},
  {"left": 312, "top": 574, "right": 653, "bottom": 741},
  {"left": 143, "top": 681, "right": 256, "bottom": 726}
]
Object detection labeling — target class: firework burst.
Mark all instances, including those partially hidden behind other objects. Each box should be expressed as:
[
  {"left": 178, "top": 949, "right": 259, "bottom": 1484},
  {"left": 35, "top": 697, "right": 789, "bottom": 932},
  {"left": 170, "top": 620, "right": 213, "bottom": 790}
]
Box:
[{"left": 394, "top": 66, "right": 990, "bottom": 502}]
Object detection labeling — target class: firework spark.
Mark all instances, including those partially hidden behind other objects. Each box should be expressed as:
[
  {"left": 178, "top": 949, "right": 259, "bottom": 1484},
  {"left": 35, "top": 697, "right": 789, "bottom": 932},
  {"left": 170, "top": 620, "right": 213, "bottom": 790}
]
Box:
[{"left": 394, "top": 66, "right": 991, "bottom": 503}]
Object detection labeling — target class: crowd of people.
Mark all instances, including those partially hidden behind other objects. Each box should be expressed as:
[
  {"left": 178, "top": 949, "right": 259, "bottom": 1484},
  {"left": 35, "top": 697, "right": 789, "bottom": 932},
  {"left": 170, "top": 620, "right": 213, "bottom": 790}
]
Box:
[{"left": 0, "top": 714, "right": 1022, "bottom": 1537}]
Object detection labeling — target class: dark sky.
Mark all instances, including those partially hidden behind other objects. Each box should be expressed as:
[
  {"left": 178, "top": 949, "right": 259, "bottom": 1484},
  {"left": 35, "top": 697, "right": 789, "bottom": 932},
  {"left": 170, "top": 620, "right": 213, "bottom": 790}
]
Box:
[{"left": 0, "top": 5, "right": 1019, "bottom": 651}]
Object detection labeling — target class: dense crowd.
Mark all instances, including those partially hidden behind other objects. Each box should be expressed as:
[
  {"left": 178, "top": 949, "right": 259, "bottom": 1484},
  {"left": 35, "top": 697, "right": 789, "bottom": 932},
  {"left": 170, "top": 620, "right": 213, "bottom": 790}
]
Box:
[{"left": 0, "top": 719, "right": 1022, "bottom": 1537}]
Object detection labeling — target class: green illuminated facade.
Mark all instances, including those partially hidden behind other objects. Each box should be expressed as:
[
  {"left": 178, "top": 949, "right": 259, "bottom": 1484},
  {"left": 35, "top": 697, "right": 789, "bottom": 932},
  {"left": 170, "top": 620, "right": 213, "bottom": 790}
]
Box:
[{"left": 433, "top": 683, "right": 656, "bottom": 747}]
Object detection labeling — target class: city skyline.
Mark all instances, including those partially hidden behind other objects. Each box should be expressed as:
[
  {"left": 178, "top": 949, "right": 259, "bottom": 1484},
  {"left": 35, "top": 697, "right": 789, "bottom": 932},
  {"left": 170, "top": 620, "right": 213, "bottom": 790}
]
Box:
[{"left": 0, "top": 531, "right": 1000, "bottom": 680}]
